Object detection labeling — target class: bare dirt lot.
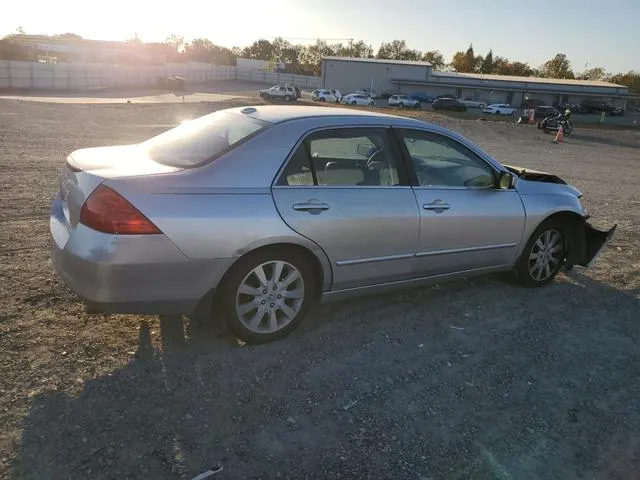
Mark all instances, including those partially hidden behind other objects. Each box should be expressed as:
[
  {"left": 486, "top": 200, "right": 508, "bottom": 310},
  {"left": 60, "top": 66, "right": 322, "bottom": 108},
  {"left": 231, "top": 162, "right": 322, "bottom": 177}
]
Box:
[{"left": 1, "top": 98, "right": 639, "bottom": 480}]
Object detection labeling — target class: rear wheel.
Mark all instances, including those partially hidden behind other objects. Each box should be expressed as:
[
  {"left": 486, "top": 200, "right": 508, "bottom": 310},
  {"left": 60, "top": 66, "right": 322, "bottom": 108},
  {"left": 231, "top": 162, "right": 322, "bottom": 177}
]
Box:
[
  {"left": 219, "top": 249, "right": 316, "bottom": 344},
  {"left": 516, "top": 219, "right": 566, "bottom": 286},
  {"left": 285, "top": 95, "right": 292, "bottom": 101}
]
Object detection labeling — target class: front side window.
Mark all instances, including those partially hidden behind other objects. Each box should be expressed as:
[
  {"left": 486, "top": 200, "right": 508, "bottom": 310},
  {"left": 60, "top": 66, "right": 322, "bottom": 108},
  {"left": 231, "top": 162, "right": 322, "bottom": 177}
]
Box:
[
  {"left": 399, "top": 129, "right": 495, "bottom": 188},
  {"left": 278, "top": 128, "right": 402, "bottom": 187},
  {"left": 142, "top": 112, "right": 269, "bottom": 168}
]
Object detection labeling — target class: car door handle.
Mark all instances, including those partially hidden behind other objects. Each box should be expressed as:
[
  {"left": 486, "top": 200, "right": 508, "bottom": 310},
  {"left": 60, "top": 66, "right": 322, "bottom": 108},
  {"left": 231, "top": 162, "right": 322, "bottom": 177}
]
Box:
[
  {"left": 423, "top": 201, "right": 450, "bottom": 212},
  {"left": 293, "top": 202, "right": 330, "bottom": 212}
]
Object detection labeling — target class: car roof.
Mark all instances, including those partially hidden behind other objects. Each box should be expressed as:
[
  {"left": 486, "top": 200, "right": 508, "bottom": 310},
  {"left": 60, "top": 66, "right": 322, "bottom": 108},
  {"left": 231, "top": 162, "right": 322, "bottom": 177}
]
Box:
[{"left": 227, "top": 105, "right": 404, "bottom": 123}]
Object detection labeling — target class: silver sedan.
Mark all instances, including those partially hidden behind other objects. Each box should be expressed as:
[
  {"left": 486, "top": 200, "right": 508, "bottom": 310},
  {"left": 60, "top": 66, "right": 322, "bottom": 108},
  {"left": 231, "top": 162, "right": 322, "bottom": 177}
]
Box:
[{"left": 50, "top": 105, "right": 616, "bottom": 343}]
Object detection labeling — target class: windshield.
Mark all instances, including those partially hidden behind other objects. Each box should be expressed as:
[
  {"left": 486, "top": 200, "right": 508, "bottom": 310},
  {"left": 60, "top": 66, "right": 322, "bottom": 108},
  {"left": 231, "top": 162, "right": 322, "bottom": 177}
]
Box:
[{"left": 141, "top": 112, "right": 270, "bottom": 168}]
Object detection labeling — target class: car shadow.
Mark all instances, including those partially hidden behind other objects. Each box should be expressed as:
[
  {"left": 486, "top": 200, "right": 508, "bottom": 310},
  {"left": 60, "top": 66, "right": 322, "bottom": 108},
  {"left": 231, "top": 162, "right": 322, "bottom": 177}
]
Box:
[
  {"left": 12, "top": 270, "right": 640, "bottom": 479},
  {"left": 570, "top": 132, "right": 640, "bottom": 150}
]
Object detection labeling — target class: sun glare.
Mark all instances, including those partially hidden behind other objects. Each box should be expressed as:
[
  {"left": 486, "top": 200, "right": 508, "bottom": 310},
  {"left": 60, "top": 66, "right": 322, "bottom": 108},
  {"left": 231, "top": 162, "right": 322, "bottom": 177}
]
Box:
[{"left": 5, "top": 0, "right": 296, "bottom": 46}]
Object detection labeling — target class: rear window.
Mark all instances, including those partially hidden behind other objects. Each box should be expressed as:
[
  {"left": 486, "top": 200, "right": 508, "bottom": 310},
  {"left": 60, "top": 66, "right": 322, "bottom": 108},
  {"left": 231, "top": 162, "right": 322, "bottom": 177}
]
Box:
[{"left": 141, "top": 112, "right": 270, "bottom": 167}]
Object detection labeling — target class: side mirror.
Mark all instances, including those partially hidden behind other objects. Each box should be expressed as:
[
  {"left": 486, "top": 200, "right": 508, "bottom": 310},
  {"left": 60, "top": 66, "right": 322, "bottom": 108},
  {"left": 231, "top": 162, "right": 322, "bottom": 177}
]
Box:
[{"left": 497, "top": 171, "right": 515, "bottom": 189}]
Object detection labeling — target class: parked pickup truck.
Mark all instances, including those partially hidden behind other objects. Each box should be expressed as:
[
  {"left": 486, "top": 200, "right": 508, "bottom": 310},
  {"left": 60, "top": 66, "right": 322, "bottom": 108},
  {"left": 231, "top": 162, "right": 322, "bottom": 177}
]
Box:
[{"left": 259, "top": 85, "right": 298, "bottom": 101}]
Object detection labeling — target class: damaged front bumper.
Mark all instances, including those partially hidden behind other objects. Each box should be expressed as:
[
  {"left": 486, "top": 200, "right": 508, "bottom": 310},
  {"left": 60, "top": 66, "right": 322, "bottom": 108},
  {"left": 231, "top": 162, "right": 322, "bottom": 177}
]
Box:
[{"left": 567, "top": 219, "right": 617, "bottom": 268}]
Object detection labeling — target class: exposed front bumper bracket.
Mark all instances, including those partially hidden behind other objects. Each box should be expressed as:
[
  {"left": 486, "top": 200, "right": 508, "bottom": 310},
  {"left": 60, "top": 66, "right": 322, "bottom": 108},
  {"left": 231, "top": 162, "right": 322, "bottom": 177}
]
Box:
[{"left": 567, "top": 220, "right": 617, "bottom": 269}]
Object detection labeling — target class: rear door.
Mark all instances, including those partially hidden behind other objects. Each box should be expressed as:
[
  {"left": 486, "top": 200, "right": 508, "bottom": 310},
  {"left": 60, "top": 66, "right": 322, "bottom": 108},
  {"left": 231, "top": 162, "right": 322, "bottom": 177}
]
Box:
[
  {"left": 272, "top": 126, "right": 420, "bottom": 291},
  {"left": 395, "top": 128, "right": 526, "bottom": 277}
]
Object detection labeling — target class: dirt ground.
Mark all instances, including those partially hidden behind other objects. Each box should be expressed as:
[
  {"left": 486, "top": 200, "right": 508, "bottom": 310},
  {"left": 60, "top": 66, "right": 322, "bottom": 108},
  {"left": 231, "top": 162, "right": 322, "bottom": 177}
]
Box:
[{"left": 1, "top": 98, "right": 639, "bottom": 480}]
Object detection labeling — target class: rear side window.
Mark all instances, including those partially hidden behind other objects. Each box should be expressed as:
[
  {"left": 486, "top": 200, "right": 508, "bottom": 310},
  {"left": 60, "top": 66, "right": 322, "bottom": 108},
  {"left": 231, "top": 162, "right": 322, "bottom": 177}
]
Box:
[
  {"left": 278, "top": 127, "right": 404, "bottom": 187},
  {"left": 142, "top": 112, "right": 269, "bottom": 168}
]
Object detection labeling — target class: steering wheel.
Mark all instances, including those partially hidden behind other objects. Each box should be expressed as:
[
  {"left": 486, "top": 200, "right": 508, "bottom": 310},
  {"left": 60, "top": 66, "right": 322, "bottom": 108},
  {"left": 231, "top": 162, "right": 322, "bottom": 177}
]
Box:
[{"left": 365, "top": 147, "right": 385, "bottom": 169}]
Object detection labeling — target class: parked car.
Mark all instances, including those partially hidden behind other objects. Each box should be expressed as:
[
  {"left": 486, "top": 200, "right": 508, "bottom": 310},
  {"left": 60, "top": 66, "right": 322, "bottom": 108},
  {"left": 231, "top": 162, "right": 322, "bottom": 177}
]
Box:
[
  {"left": 580, "top": 99, "right": 623, "bottom": 115},
  {"left": 388, "top": 95, "right": 421, "bottom": 109},
  {"left": 342, "top": 93, "right": 374, "bottom": 106},
  {"left": 458, "top": 97, "right": 487, "bottom": 109},
  {"left": 482, "top": 104, "right": 516, "bottom": 115},
  {"left": 50, "top": 105, "right": 616, "bottom": 344},
  {"left": 311, "top": 88, "right": 342, "bottom": 103},
  {"left": 431, "top": 98, "right": 467, "bottom": 111},
  {"left": 356, "top": 88, "right": 379, "bottom": 99},
  {"left": 410, "top": 92, "right": 436, "bottom": 104},
  {"left": 379, "top": 90, "right": 401, "bottom": 100},
  {"left": 533, "top": 106, "right": 559, "bottom": 119},
  {"left": 259, "top": 85, "right": 297, "bottom": 101}
]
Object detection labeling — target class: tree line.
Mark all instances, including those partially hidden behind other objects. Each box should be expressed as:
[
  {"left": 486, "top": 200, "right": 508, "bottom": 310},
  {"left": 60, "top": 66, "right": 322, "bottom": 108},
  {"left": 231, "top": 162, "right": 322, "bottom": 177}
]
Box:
[{"left": 1, "top": 32, "right": 638, "bottom": 92}]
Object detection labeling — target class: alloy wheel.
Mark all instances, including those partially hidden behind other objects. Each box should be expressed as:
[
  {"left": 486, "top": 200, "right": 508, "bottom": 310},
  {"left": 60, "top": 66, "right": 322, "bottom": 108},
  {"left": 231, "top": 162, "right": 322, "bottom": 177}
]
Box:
[
  {"left": 235, "top": 260, "right": 305, "bottom": 334},
  {"left": 528, "top": 229, "right": 563, "bottom": 281}
]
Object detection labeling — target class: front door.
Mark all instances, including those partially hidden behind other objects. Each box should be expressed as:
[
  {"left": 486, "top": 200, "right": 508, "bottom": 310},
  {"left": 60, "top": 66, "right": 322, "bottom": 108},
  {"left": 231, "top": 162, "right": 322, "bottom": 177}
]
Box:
[
  {"left": 394, "top": 128, "right": 526, "bottom": 277},
  {"left": 272, "top": 126, "right": 420, "bottom": 291}
]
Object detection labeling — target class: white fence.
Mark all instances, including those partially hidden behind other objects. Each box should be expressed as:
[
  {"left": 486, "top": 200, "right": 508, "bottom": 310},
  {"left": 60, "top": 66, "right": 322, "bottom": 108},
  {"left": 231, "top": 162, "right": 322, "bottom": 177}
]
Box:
[{"left": 0, "top": 60, "right": 322, "bottom": 91}]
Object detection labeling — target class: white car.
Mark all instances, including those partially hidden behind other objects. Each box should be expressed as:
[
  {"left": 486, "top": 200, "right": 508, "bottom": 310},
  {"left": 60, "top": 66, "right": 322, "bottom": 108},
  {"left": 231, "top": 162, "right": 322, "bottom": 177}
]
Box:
[
  {"left": 311, "top": 88, "right": 342, "bottom": 103},
  {"left": 482, "top": 104, "right": 515, "bottom": 115},
  {"left": 458, "top": 97, "right": 487, "bottom": 109},
  {"left": 387, "top": 95, "right": 421, "bottom": 109},
  {"left": 259, "top": 85, "right": 297, "bottom": 101},
  {"left": 342, "top": 93, "right": 374, "bottom": 106}
]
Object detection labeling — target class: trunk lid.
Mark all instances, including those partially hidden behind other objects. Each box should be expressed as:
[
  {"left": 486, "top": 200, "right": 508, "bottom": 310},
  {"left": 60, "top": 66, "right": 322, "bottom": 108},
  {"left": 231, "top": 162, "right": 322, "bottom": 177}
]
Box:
[{"left": 60, "top": 145, "right": 182, "bottom": 228}]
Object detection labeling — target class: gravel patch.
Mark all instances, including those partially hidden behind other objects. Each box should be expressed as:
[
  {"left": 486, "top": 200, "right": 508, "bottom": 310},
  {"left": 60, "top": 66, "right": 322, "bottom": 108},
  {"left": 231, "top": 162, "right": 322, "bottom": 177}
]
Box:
[{"left": 1, "top": 99, "right": 639, "bottom": 480}]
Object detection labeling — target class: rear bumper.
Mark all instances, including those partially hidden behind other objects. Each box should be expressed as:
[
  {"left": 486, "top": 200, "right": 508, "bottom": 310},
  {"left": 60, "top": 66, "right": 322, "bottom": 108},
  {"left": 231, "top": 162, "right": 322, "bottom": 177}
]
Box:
[{"left": 50, "top": 194, "right": 234, "bottom": 315}]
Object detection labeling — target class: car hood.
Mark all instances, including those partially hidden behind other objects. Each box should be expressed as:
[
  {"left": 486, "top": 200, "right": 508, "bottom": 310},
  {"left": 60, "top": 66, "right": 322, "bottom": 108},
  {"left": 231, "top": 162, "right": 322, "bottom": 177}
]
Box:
[{"left": 504, "top": 163, "right": 583, "bottom": 197}]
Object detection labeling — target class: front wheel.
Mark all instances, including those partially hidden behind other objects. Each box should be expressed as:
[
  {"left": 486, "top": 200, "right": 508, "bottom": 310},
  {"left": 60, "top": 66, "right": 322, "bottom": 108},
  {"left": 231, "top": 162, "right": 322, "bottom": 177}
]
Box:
[
  {"left": 219, "top": 249, "right": 316, "bottom": 344},
  {"left": 516, "top": 219, "right": 566, "bottom": 287},
  {"left": 285, "top": 95, "right": 292, "bottom": 101}
]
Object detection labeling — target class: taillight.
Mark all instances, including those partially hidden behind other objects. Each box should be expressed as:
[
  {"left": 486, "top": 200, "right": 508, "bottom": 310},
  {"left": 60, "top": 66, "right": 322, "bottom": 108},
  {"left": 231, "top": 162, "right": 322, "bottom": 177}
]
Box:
[{"left": 79, "top": 185, "right": 161, "bottom": 235}]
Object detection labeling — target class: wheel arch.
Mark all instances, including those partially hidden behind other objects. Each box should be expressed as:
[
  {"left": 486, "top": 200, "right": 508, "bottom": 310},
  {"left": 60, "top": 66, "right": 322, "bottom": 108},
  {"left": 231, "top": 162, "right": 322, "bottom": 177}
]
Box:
[
  {"left": 223, "top": 239, "right": 332, "bottom": 296},
  {"left": 516, "top": 209, "right": 585, "bottom": 262}
]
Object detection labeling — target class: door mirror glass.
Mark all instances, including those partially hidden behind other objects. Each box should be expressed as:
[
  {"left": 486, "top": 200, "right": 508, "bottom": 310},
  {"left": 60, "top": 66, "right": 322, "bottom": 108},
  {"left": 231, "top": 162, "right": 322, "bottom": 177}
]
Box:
[{"left": 497, "top": 171, "right": 514, "bottom": 189}]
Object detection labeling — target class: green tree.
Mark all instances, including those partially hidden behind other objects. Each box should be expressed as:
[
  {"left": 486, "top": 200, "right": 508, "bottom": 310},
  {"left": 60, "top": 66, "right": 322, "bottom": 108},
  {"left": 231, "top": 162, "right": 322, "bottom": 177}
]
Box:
[
  {"left": 241, "top": 39, "right": 274, "bottom": 60},
  {"left": 377, "top": 40, "right": 421, "bottom": 61},
  {"left": 578, "top": 67, "right": 606, "bottom": 80},
  {"left": 492, "top": 56, "right": 533, "bottom": 76},
  {"left": 335, "top": 40, "right": 373, "bottom": 58},
  {"left": 608, "top": 71, "right": 640, "bottom": 93},
  {"left": 421, "top": 50, "right": 445, "bottom": 69},
  {"left": 184, "top": 38, "right": 236, "bottom": 65},
  {"left": 299, "top": 40, "right": 335, "bottom": 75},
  {"left": 539, "top": 53, "right": 574, "bottom": 79},
  {"left": 450, "top": 44, "right": 479, "bottom": 72},
  {"left": 480, "top": 49, "right": 494, "bottom": 74},
  {"left": 0, "top": 34, "right": 33, "bottom": 60}
]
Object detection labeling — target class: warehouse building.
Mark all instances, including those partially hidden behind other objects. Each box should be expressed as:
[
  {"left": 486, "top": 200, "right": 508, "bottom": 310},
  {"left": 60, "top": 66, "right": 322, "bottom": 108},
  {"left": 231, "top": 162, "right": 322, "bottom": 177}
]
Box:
[{"left": 321, "top": 56, "right": 629, "bottom": 107}]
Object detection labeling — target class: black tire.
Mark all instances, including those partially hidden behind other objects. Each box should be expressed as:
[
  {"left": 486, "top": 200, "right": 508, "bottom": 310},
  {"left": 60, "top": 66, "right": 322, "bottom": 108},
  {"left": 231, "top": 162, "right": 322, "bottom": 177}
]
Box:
[
  {"left": 218, "top": 248, "right": 316, "bottom": 344},
  {"left": 285, "top": 95, "right": 291, "bottom": 101},
  {"left": 515, "top": 218, "right": 567, "bottom": 287},
  {"left": 320, "top": 97, "right": 326, "bottom": 102}
]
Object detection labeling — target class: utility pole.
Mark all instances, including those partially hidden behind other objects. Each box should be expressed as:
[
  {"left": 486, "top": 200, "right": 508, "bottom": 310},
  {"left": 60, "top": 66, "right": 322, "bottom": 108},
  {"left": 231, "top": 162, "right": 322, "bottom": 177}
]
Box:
[{"left": 349, "top": 38, "right": 353, "bottom": 58}]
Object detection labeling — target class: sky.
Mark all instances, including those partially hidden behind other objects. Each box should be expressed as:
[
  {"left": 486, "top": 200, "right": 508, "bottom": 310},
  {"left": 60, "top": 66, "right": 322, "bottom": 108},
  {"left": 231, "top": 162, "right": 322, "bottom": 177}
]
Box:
[{"left": 2, "top": 0, "right": 638, "bottom": 73}]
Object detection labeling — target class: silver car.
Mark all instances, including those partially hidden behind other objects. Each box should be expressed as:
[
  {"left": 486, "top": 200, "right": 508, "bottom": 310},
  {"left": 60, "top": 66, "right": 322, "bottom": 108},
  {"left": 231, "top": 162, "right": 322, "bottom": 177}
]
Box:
[{"left": 50, "top": 105, "right": 616, "bottom": 344}]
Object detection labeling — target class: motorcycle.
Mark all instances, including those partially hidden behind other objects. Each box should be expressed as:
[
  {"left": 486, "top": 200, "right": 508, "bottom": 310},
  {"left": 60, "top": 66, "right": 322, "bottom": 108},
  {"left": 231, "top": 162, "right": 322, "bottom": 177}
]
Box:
[{"left": 537, "top": 113, "right": 574, "bottom": 135}]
